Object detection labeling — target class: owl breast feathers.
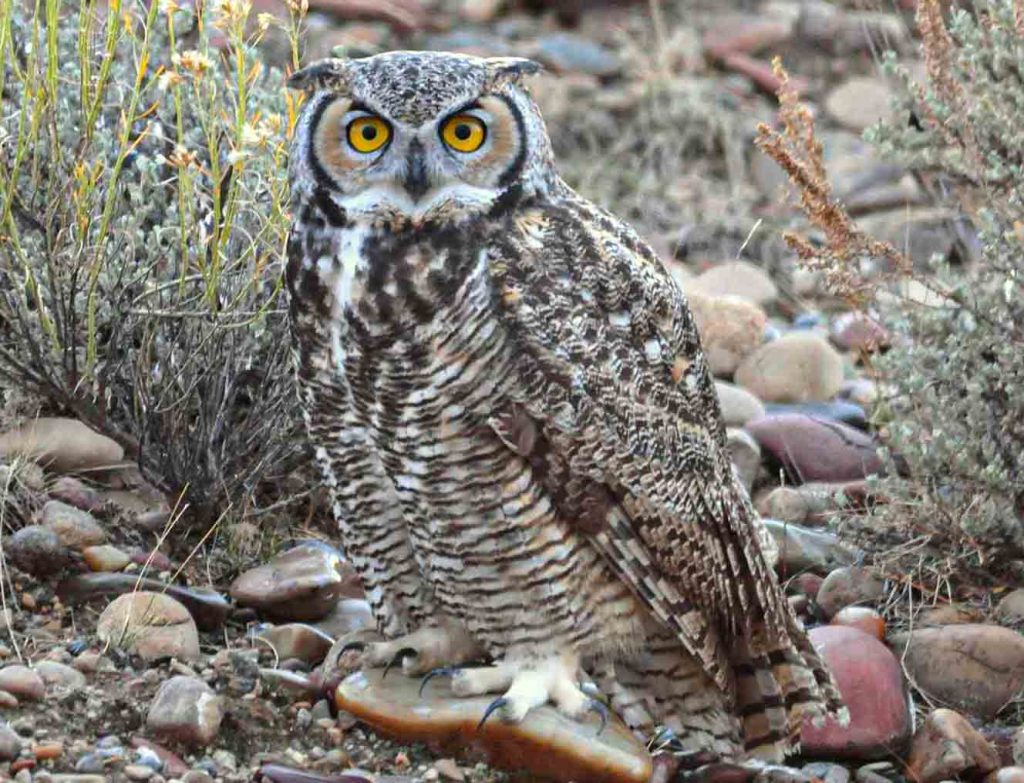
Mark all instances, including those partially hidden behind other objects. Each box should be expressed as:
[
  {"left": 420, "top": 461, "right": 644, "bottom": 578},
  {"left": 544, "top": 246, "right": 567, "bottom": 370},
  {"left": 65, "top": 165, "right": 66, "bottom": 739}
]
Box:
[{"left": 284, "top": 50, "right": 846, "bottom": 764}]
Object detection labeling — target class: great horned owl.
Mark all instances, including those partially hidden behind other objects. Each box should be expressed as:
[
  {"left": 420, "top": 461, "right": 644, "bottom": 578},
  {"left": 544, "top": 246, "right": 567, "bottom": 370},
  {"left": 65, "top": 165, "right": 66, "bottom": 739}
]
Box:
[{"left": 285, "top": 51, "right": 845, "bottom": 763}]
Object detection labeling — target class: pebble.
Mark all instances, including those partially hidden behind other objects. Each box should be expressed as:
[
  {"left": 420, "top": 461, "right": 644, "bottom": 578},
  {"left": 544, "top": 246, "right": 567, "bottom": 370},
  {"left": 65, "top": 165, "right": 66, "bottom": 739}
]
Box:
[
  {"left": 0, "top": 665, "right": 45, "bottom": 700},
  {"left": 988, "top": 769, "right": 1024, "bottom": 783},
  {"left": 40, "top": 500, "right": 107, "bottom": 550},
  {"left": 230, "top": 542, "right": 360, "bottom": 622},
  {"left": 48, "top": 476, "right": 103, "bottom": 512},
  {"left": 727, "top": 428, "right": 761, "bottom": 492},
  {"left": 124, "top": 764, "right": 155, "bottom": 781},
  {"left": 0, "top": 418, "right": 124, "bottom": 473},
  {"left": 313, "top": 598, "right": 374, "bottom": 640},
  {"left": 801, "top": 626, "right": 911, "bottom": 759},
  {"left": 58, "top": 573, "right": 229, "bottom": 631},
  {"left": 831, "top": 607, "right": 886, "bottom": 641},
  {"left": 684, "top": 260, "right": 778, "bottom": 306},
  {"left": 715, "top": 381, "right": 767, "bottom": 427},
  {"left": 735, "top": 333, "right": 845, "bottom": 403},
  {"left": 32, "top": 660, "right": 87, "bottom": 691},
  {"left": 688, "top": 293, "right": 767, "bottom": 377},
  {"left": 82, "top": 545, "right": 131, "bottom": 572},
  {"left": 257, "top": 624, "right": 335, "bottom": 665},
  {"left": 890, "top": 624, "right": 1024, "bottom": 720},
  {"left": 96, "top": 592, "right": 200, "bottom": 661},
  {"left": 825, "top": 76, "right": 896, "bottom": 132},
  {"left": 908, "top": 709, "right": 1000, "bottom": 783},
  {"left": 746, "top": 414, "right": 884, "bottom": 483},
  {"left": 816, "top": 566, "right": 886, "bottom": 619},
  {"left": 995, "top": 589, "right": 1024, "bottom": 624},
  {"left": 831, "top": 312, "right": 890, "bottom": 353},
  {"left": 335, "top": 669, "right": 651, "bottom": 783},
  {"left": 146, "top": 676, "right": 224, "bottom": 747},
  {"left": 5, "top": 526, "right": 69, "bottom": 577},
  {"left": 532, "top": 33, "right": 620, "bottom": 76},
  {"left": 755, "top": 482, "right": 862, "bottom": 526},
  {"left": 919, "top": 604, "right": 984, "bottom": 626},
  {"left": 802, "top": 762, "right": 851, "bottom": 783},
  {"left": 130, "top": 737, "right": 188, "bottom": 777},
  {"left": 0, "top": 723, "right": 22, "bottom": 761},
  {"left": 32, "top": 741, "right": 64, "bottom": 760},
  {"left": 0, "top": 690, "right": 18, "bottom": 707},
  {"left": 762, "top": 520, "right": 861, "bottom": 574}
]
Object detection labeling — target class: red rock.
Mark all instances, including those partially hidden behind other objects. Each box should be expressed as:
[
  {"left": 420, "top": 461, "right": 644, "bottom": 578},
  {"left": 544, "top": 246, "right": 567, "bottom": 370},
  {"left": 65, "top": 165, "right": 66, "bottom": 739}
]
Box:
[
  {"left": 889, "top": 625, "right": 1024, "bottom": 720},
  {"left": 831, "top": 607, "right": 886, "bottom": 641},
  {"left": 800, "top": 625, "right": 911, "bottom": 759},
  {"left": 789, "top": 573, "right": 824, "bottom": 600},
  {"left": 745, "top": 414, "right": 884, "bottom": 484},
  {"left": 703, "top": 18, "right": 793, "bottom": 61},
  {"left": 131, "top": 737, "right": 189, "bottom": 777},
  {"left": 0, "top": 665, "right": 45, "bottom": 700},
  {"left": 719, "top": 53, "right": 809, "bottom": 95},
  {"left": 908, "top": 709, "right": 999, "bottom": 783}
]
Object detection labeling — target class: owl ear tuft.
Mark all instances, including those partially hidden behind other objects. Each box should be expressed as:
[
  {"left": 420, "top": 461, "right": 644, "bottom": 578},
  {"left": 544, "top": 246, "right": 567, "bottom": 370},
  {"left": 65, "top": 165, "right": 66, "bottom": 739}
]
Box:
[
  {"left": 287, "top": 58, "right": 353, "bottom": 93},
  {"left": 484, "top": 57, "right": 543, "bottom": 91}
]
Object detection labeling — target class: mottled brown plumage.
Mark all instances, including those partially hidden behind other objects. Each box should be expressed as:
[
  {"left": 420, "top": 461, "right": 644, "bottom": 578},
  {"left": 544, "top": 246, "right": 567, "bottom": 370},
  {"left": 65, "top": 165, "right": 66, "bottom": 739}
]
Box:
[{"left": 285, "top": 50, "right": 846, "bottom": 763}]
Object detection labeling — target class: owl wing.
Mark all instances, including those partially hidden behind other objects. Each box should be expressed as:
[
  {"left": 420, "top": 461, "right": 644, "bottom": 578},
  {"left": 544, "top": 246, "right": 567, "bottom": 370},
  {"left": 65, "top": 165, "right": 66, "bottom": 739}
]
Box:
[{"left": 487, "top": 199, "right": 843, "bottom": 733}]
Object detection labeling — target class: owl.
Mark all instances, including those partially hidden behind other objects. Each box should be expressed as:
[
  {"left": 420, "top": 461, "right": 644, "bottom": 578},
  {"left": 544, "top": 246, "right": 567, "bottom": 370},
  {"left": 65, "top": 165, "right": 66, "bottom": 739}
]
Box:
[{"left": 284, "top": 50, "right": 846, "bottom": 765}]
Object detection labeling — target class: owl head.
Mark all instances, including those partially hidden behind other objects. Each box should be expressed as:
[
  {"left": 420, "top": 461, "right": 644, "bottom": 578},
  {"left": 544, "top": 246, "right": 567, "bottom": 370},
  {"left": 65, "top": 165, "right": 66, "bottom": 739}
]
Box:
[{"left": 288, "top": 51, "right": 554, "bottom": 227}]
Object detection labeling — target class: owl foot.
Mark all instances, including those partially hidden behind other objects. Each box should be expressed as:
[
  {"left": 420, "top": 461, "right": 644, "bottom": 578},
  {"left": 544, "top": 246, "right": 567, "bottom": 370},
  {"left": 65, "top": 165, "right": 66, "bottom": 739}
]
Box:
[
  {"left": 453, "top": 654, "right": 607, "bottom": 733},
  {"left": 360, "top": 623, "right": 482, "bottom": 678}
]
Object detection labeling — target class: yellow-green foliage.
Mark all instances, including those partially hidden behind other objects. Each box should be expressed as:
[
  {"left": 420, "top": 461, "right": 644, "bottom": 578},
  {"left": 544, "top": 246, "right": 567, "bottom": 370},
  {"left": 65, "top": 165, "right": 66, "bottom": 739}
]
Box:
[{"left": 0, "top": 0, "right": 307, "bottom": 523}]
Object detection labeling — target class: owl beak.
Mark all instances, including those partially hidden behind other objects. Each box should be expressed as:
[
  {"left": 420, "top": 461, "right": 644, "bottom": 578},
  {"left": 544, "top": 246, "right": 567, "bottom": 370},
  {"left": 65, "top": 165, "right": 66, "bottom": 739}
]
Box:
[{"left": 403, "top": 139, "right": 430, "bottom": 202}]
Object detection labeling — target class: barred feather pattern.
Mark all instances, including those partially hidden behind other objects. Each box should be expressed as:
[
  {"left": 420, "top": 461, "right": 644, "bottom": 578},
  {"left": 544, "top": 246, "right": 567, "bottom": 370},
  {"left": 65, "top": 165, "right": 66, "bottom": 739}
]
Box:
[{"left": 286, "top": 160, "right": 846, "bottom": 761}]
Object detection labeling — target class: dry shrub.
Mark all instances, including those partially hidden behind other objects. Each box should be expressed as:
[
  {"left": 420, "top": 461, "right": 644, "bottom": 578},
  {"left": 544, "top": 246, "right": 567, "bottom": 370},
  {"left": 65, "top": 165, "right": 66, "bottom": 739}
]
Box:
[
  {"left": 756, "top": 0, "right": 1024, "bottom": 595},
  {"left": 0, "top": 0, "right": 309, "bottom": 528}
]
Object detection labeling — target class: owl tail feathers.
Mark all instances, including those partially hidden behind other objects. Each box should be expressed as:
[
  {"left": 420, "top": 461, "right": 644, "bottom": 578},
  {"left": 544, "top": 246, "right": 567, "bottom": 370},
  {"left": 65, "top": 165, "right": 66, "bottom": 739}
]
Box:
[{"left": 733, "top": 618, "right": 849, "bottom": 762}]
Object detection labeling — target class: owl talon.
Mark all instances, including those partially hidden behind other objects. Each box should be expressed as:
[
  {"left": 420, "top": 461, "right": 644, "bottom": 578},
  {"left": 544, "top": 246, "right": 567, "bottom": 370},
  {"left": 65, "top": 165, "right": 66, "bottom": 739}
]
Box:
[
  {"left": 588, "top": 697, "right": 609, "bottom": 735},
  {"left": 477, "top": 696, "right": 509, "bottom": 731},
  {"left": 418, "top": 666, "right": 457, "bottom": 697},
  {"left": 382, "top": 647, "right": 417, "bottom": 679}
]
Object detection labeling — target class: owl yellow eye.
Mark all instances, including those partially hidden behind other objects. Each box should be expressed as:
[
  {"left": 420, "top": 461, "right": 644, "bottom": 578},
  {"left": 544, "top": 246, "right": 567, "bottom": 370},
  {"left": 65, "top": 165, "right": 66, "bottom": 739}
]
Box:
[
  {"left": 347, "top": 116, "right": 390, "bottom": 154},
  {"left": 441, "top": 114, "right": 487, "bottom": 153}
]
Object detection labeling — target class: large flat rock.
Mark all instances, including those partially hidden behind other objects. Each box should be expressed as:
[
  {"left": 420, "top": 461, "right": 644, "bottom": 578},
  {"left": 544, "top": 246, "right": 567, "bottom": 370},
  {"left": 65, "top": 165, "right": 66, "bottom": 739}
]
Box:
[{"left": 335, "top": 669, "right": 652, "bottom": 783}]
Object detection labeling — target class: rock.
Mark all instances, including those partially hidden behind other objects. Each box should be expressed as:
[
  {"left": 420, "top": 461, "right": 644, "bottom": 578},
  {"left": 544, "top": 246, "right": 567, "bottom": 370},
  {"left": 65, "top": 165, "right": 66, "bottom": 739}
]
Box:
[
  {"left": 336, "top": 669, "right": 651, "bottom": 783},
  {"left": 684, "top": 260, "right": 778, "bottom": 306},
  {"left": 689, "top": 294, "right": 767, "bottom": 378},
  {"left": 124, "top": 764, "right": 154, "bottom": 781},
  {"left": 862, "top": 210, "right": 966, "bottom": 273},
  {"left": 907, "top": 709, "right": 1000, "bottom": 783},
  {"left": 825, "top": 76, "right": 896, "bottom": 133},
  {"left": 58, "top": 574, "right": 229, "bottom": 631},
  {"left": 727, "top": 428, "right": 761, "bottom": 492},
  {"left": 313, "top": 598, "right": 374, "bottom": 640},
  {"left": 48, "top": 476, "right": 103, "bottom": 512},
  {"left": 832, "top": 607, "right": 886, "bottom": 641},
  {"left": 532, "top": 33, "right": 620, "bottom": 77},
  {"left": 996, "top": 590, "right": 1024, "bottom": 624},
  {"left": 838, "top": 379, "right": 879, "bottom": 410},
  {"left": 703, "top": 15, "right": 793, "bottom": 60},
  {"left": 746, "top": 414, "right": 884, "bottom": 483},
  {"left": 83, "top": 545, "right": 131, "bottom": 572},
  {"left": 802, "top": 762, "right": 850, "bottom": 783},
  {"left": 0, "top": 665, "right": 45, "bottom": 700},
  {"left": 97, "top": 592, "right": 200, "bottom": 662},
  {"left": 230, "top": 542, "right": 359, "bottom": 622},
  {"left": 32, "top": 660, "right": 86, "bottom": 691},
  {"left": 0, "top": 690, "right": 17, "bottom": 708},
  {"left": 755, "top": 483, "right": 862, "bottom": 526},
  {"left": 130, "top": 737, "right": 189, "bottom": 778},
  {"left": 801, "top": 626, "right": 911, "bottom": 759},
  {"left": 458, "top": 0, "right": 502, "bottom": 23},
  {"left": 816, "top": 567, "right": 886, "bottom": 619},
  {"left": 0, "top": 418, "right": 124, "bottom": 473},
  {"left": 831, "top": 313, "right": 890, "bottom": 353},
  {"left": 918, "top": 604, "right": 984, "bottom": 626},
  {"left": 5, "top": 526, "right": 69, "bottom": 576},
  {"left": 257, "top": 624, "right": 335, "bottom": 665},
  {"left": 762, "top": 520, "right": 861, "bottom": 575},
  {"left": 32, "top": 740, "right": 63, "bottom": 760},
  {"left": 988, "top": 769, "right": 1024, "bottom": 783},
  {"left": 146, "top": 676, "right": 223, "bottom": 747},
  {"left": 40, "top": 500, "right": 106, "bottom": 550},
  {"left": 0, "top": 724, "right": 22, "bottom": 761},
  {"left": 890, "top": 625, "right": 1024, "bottom": 720},
  {"left": 715, "top": 382, "right": 767, "bottom": 427},
  {"left": 735, "top": 333, "right": 845, "bottom": 403},
  {"left": 763, "top": 401, "right": 868, "bottom": 430}
]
